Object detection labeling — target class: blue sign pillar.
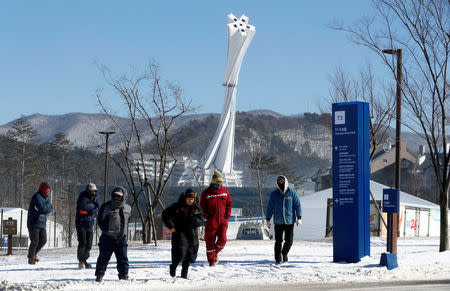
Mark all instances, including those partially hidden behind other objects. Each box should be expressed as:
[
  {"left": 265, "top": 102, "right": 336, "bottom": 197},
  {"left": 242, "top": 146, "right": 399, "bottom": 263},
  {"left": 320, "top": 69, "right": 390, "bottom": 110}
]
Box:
[{"left": 332, "top": 102, "right": 370, "bottom": 263}]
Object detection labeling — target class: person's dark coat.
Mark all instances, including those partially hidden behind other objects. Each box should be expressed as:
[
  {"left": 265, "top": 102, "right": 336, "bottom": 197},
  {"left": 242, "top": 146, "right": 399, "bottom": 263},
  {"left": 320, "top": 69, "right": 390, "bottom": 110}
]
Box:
[
  {"left": 27, "top": 191, "right": 53, "bottom": 229},
  {"left": 162, "top": 193, "right": 203, "bottom": 264},
  {"left": 97, "top": 187, "right": 131, "bottom": 238},
  {"left": 76, "top": 190, "right": 100, "bottom": 227}
]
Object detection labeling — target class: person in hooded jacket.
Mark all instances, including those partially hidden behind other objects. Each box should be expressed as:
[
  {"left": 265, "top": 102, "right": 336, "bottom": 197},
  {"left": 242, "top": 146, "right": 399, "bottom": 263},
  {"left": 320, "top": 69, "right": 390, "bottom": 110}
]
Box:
[
  {"left": 94, "top": 187, "right": 131, "bottom": 282},
  {"left": 27, "top": 182, "right": 53, "bottom": 264},
  {"left": 162, "top": 189, "right": 203, "bottom": 279},
  {"left": 200, "top": 170, "right": 232, "bottom": 266},
  {"left": 266, "top": 175, "right": 302, "bottom": 265},
  {"left": 75, "top": 183, "right": 100, "bottom": 269}
]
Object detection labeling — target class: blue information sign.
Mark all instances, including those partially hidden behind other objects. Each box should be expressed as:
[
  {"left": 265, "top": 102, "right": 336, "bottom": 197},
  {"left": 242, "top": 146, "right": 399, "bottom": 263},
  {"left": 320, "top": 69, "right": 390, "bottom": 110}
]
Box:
[
  {"left": 383, "top": 188, "right": 399, "bottom": 213},
  {"left": 332, "top": 102, "right": 370, "bottom": 263}
]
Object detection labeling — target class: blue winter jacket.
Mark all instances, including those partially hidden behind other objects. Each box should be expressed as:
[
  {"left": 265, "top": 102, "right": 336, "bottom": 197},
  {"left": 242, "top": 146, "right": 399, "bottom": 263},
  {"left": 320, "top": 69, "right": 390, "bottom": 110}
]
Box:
[
  {"left": 27, "top": 191, "right": 53, "bottom": 229},
  {"left": 266, "top": 176, "right": 302, "bottom": 225},
  {"left": 76, "top": 190, "right": 100, "bottom": 227}
]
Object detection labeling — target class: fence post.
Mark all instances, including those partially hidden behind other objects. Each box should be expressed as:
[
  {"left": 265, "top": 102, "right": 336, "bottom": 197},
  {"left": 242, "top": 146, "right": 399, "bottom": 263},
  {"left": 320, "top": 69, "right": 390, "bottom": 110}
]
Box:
[{"left": 20, "top": 210, "right": 23, "bottom": 248}]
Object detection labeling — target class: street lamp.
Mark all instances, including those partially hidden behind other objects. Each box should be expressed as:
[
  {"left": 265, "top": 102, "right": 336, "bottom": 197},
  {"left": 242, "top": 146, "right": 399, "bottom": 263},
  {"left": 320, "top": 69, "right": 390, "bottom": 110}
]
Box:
[
  {"left": 382, "top": 48, "right": 402, "bottom": 254},
  {"left": 99, "top": 131, "right": 115, "bottom": 203}
]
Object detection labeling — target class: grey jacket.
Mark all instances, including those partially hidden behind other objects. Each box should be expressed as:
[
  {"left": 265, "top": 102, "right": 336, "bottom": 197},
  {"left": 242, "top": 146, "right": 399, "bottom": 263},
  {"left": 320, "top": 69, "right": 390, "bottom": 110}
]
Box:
[{"left": 97, "top": 187, "right": 131, "bottom": 238}]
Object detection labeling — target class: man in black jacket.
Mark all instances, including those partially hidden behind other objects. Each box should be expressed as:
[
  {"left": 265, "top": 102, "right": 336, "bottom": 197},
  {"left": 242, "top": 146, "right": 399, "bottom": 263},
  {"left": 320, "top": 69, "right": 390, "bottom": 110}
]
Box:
[
  {"left": 162, "top": 189, "right": 203, "bottom": 279},
  {"left": 75, "top": 183, "right": 100, "bottom": 269}
]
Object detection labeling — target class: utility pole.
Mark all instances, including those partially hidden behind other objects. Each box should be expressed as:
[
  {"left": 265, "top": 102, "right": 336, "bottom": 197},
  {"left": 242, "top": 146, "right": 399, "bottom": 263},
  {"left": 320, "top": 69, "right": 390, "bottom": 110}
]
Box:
[
  {"left": 99, "top": 131, "right": 115, "bottom": 203},
  {"left": 382, "top": 48, "right": 402, "bottom": 254}
]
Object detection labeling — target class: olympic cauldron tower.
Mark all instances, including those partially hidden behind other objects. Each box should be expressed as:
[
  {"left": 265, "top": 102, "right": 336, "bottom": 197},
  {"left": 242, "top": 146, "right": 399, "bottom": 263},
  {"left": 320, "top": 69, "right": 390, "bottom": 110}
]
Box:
[{"left": 178, "top": 13, "right": 255, "bottom": 187}]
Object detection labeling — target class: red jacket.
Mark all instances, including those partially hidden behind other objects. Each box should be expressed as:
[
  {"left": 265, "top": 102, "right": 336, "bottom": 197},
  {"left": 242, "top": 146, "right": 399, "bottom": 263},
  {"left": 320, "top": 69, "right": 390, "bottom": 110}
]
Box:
[{"left": 200, "top": 185, "right": 232, "bottom": 225}]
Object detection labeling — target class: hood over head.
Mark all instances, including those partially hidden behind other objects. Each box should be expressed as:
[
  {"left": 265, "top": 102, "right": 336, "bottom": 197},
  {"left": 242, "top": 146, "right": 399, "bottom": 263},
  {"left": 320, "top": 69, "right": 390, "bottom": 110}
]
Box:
[
  {"left": 110, "top": 187, "right": 128, "bottom": 208},
  {"left": 276, "top": 175, "right": 289, "bottom": 194}
]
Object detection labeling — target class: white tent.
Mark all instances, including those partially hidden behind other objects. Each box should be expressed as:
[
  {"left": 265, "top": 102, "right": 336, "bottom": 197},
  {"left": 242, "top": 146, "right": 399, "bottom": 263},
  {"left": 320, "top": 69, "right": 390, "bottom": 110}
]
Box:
[
  {"left": 296, "top": 181, "right": 441, "bottom": 239},
  {"left": 0, "top": 207, "right": 64, "bottom": 249}
]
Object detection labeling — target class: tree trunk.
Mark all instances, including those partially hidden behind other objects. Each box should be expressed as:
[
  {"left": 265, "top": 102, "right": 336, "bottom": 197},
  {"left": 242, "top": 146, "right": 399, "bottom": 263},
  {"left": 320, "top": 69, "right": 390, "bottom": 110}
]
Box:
[
  {"left": 142, "top": 219, "right": 150, "bottom": 244},
  {"left": 439, "top": 187, "right": 449, "bottom": 252},
  {"left": 258, "top": 187, "right": 265, "bottom": 224}
]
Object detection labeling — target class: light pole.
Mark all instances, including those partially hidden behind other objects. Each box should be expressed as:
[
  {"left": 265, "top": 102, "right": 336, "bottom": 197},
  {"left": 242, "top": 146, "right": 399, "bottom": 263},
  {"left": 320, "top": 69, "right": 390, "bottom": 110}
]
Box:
[
  {"left": 99, "top": 131, "right": 115, "bottom": 203},
  {"left": 382, "top": 48, "right": 402, "bottom": 254}
]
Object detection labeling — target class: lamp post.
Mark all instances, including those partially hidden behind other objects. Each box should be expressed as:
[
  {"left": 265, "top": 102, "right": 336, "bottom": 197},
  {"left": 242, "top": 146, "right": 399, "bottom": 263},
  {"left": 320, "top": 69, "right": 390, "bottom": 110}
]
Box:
[
  {"left": 382, "top": 48, "right": 402, "bottom": 254},
  {"left": 99, "top": 131, "right": 115, "bottom": 203}
]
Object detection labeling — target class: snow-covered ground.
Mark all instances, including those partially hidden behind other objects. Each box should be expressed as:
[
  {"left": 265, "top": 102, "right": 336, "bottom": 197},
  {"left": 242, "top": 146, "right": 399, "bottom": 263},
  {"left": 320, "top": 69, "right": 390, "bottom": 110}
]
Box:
[{"left": 1, "top": 237, "right": 449, "bottom": 290}]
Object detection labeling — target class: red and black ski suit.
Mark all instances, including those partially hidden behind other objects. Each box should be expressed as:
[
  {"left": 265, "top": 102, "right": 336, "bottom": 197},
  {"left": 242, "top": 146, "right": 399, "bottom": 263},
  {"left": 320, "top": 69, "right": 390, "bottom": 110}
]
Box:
[{"left": 200, "top": 184, "right": 232, "bottom": 264}]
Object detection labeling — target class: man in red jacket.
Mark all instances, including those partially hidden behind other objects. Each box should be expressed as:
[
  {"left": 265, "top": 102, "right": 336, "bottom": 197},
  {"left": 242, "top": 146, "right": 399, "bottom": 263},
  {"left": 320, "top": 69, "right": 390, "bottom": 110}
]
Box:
[{"left": 200, "top": 170, "right": 232, "bottom": 266}]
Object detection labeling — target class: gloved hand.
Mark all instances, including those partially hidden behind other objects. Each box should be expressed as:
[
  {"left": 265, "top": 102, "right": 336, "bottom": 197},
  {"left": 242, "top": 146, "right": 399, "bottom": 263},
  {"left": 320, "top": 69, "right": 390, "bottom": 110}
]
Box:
[{"left": 296, "top": 218, "right": 302, "bottom": 226}]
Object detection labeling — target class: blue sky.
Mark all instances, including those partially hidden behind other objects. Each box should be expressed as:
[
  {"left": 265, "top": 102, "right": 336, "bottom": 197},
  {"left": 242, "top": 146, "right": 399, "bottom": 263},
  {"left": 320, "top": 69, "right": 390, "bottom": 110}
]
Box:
[{"left": 0, "top": 0, "right": 386, "bottom": 125}]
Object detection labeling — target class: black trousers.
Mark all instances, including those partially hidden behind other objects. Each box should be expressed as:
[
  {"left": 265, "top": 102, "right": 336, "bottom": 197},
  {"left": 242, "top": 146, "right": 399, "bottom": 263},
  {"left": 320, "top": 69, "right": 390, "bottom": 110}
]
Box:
[
  {"left": 76, "top": 225, "right": 94, "bottom": 262},
  {"left": 95, "top": 234, "right": 129, "bottom": 277},
  {"left": 28, "top": 228, "right": 47, "bottom": 259},
  {"left": 274, "top": 224, "right": 294, "bottom": 262}
]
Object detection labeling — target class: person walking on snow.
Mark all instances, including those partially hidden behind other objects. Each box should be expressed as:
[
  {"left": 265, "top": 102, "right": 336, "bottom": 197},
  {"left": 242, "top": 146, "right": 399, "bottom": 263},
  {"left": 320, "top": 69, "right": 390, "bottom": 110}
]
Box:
[
  {"left": 162, "top": 189, "right": 203, "bottom": 279},
  {"left": 27, "top": 182, "right": 53, "bottom": 265},
  {"left": 266, "top": 175, "right": 302, "bottom": 265},
  {"left": 200, "top": 170, "right": 232, "bottom": 266},
  {"left": 75, "top": 183, "right": 100, "bottom": 269},
  {"left": 94, "top": 187, "right": 131, "bottom": 282}
]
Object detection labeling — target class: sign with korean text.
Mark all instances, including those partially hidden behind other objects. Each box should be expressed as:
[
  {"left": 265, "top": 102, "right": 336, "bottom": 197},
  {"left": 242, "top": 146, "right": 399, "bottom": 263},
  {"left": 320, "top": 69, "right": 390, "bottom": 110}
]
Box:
[
  {"left": 383, "top": 188, "right": 399, "bottom": 213},
  {"left": 332, "top": 102, "right": 370, "bottom": 263}
]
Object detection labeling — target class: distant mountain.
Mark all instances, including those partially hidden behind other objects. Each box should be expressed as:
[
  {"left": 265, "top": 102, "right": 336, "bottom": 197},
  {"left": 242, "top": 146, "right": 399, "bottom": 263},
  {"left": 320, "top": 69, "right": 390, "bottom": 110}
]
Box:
[
  {"left": 0, "top": 111, "right": 428, "bottom": 178},
  {"left": 0, "top": 112, "right": 218, "bottom": 151}
]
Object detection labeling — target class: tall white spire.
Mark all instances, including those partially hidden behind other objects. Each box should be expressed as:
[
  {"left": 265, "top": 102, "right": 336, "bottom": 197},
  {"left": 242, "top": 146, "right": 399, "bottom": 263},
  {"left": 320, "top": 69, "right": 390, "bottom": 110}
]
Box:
[{"left": 199, "top": 13, "right": 255, "bottom": 178}]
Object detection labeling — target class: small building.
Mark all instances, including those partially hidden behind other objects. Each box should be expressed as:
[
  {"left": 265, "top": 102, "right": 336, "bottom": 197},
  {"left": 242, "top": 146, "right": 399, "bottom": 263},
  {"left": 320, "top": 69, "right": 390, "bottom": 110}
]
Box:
[
  {"left": 0, "top": 208, "right": 64, "bottom": 249},
  {"left": 296, "top": 181, "right": 441, "bottom": 239}
]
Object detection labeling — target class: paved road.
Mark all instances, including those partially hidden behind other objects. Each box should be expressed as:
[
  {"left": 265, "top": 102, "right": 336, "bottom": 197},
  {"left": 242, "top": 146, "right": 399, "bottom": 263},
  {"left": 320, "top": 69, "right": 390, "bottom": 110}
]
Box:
[{"left": 200, "top": 279, "right": 450, "bottom": 291}]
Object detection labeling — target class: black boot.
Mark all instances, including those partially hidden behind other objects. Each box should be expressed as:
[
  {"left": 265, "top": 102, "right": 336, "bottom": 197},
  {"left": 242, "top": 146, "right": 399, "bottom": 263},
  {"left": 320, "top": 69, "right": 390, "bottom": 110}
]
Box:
[
  {"left": 95, "top": 275, "right": 103, "bottom": 282},
  {"left": 181, "top": 261, "right": 189, "bottom": 279},
  {"left": 169, "top": 264, "right": 176, "bottom": 277},
  {"left": 282, "top": 254, "right": 288, "bottom": 263},
  {"left": 118, "top": 274, "right": 129, "bottom": 280}
]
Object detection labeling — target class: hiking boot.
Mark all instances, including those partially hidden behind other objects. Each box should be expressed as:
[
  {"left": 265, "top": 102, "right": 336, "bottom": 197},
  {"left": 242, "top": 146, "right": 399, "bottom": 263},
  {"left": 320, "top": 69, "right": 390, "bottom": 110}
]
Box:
[
  {"left": 208, "top": 260, "right": 215, "bottom": 267},
  {"left": 118, "top": 274, "right": 129, "bottom": 280},
  {"left": 78, "top": 261, "right": 86, "bottom": 269},
  {"left": 282, "top": 254, "right": 288, "bottom": 263},
  {"left": 28, "top": 257, "right": 36, "bottom": 265},
  {"left": 95, "top": 275, "right": 103, "bottom": 283},
  {"left": 84, "top": 261, "right": 92, "bottom": 268},
  {"left": 33, "top": 256, "right": 40, "bottom": 262}
]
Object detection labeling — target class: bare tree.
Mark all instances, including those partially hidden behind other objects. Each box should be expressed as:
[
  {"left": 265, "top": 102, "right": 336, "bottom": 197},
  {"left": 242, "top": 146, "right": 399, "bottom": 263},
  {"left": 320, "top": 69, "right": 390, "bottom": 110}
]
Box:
[
  {"left": 332, "top": 0, "right": 449, "bottom": 251},
  {"left": 328, "top": 65, "right": 395, "bottom": 159},
  {"left": 97, "top": 62, "right": 193, "bottom": 244},
  {"left": 6, "top": 116, "right": 39, "bottom": 208},
  {"left": 248, "top": 150, "right": 278, "bottom": 224}
]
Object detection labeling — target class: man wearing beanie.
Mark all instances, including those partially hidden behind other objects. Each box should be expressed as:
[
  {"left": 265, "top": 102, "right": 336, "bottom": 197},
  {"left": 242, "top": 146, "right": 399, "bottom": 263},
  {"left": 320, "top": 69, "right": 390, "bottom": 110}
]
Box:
[
  {"left": 162, "top": 189, "right": 203, "bottom": 279},
  {"left": 266, "top": 175, "right": 302, "bottom": 265},
  {"left": 75, "top": 183, "right": 100, "bottom": 269},
  {"left": 200, "top": 170, "right": 232, "bottom": 266},
  {"left": 27, "top": 182, "right": 53, "bottom": 264}
]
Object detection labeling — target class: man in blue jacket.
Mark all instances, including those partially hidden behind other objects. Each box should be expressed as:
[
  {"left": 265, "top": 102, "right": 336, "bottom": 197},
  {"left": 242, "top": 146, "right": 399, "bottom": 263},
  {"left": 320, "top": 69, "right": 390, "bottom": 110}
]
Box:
[
  {"left": 27, "top": 182, "right": 53, "bottom": 264},
  {"left": 266, "top": 175, "right": 302, "bottom": 265},
  {"left": 76, "top": 183, "right": 100, "bottom": 269}
]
